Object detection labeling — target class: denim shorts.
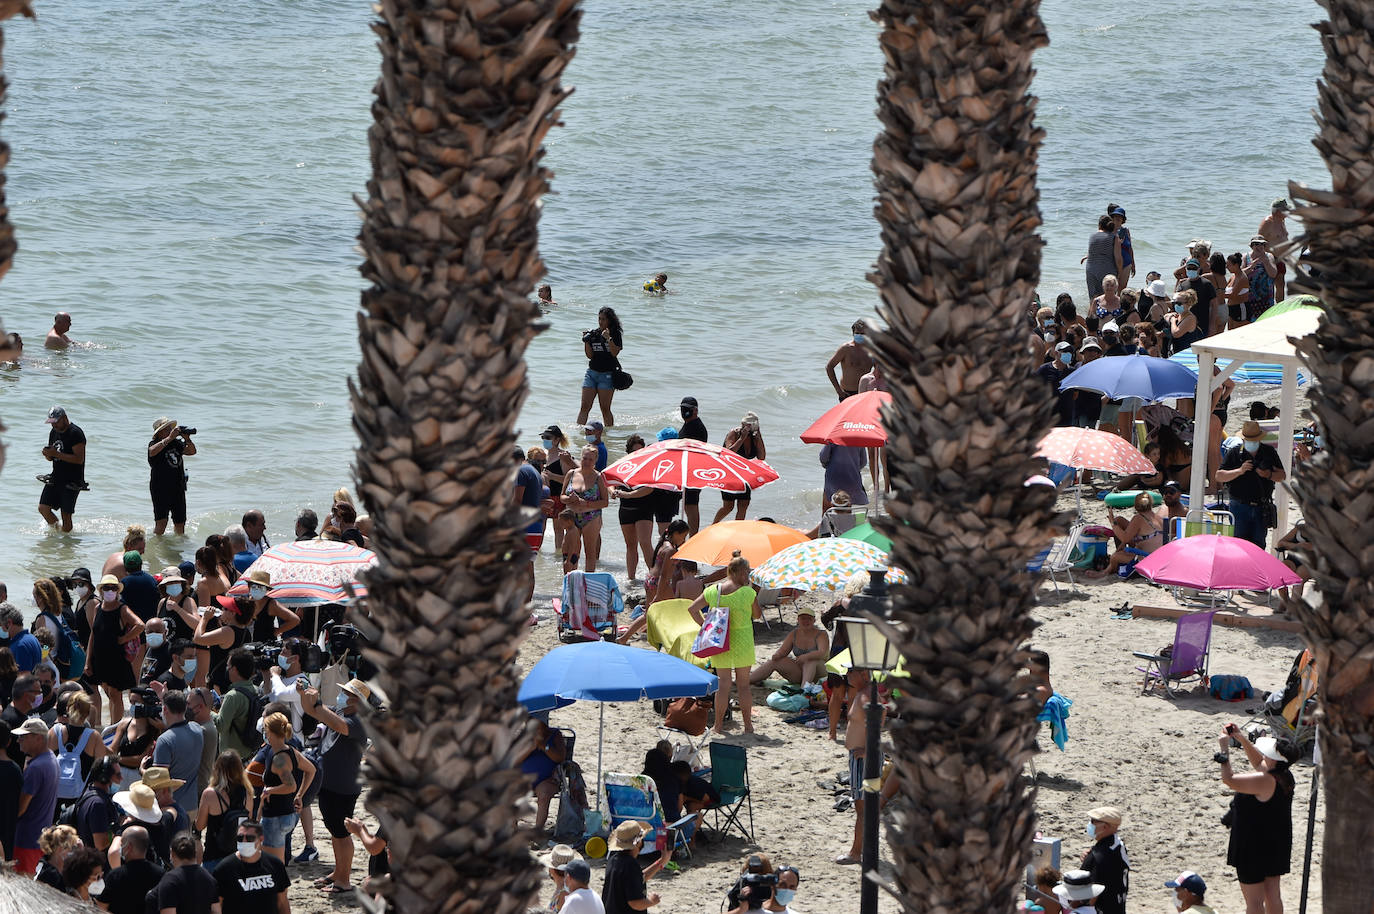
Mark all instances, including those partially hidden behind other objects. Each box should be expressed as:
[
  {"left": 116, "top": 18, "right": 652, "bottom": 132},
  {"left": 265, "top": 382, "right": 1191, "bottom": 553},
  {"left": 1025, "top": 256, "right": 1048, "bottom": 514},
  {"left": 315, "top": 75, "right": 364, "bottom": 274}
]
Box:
[
  {"left": 261, "top": 812, "right": 299, "bottom": 849},
  {"left": 583, "top": 368, "right": 615, "bottom": 390}
]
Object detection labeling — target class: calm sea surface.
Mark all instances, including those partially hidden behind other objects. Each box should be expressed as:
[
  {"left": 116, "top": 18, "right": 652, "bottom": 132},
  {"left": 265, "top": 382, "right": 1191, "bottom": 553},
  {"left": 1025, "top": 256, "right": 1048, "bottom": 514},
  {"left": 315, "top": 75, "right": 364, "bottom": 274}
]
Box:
[{"left": 0, "top": 1, "right": 1327, "bottom": 593}]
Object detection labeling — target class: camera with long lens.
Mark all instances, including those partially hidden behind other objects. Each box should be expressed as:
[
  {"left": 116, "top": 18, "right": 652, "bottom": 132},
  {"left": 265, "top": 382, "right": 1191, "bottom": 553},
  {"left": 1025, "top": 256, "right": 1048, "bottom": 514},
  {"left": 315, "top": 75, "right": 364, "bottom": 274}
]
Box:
[
  {"left": 131, "top": 688, "right": 163, "bottom": 719},
  {"left": 178, "top": 426, "right": 197, "bottom": 436},
  {"left": 246, "top": 641, "right": 282, "bottom": 671},
  {"left": 581, "top": 329, "right": 601, "bottom": 344},
  {"left": 325, "top": 622, "right": 378, "bottom": 686},
  {"left": 739, "top": 872, "right": 778, "bottom": 909}
]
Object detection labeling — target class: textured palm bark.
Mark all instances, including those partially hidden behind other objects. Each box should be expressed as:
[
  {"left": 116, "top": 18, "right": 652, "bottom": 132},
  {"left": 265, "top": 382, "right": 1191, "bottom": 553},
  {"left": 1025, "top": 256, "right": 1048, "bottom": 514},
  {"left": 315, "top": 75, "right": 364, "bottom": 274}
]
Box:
[
  {"left": 867, "top": 2, "right": 1059, "bottom": 911},
  {"left": 0, "top": 3, "right": 35, "bottom": 467},
  {"left": 1285, "top": 3, "right": 1374, "bottom": 912},
  {"left": 351, "top": 1, "right": 579, "bottom": 911}
]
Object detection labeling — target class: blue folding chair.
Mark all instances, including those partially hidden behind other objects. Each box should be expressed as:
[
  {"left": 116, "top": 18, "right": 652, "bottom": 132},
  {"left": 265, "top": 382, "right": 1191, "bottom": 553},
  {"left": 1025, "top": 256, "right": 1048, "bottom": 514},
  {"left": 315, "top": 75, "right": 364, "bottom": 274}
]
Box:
[{"left": 603, "top": 772, "right": 696, "bottom": 859}]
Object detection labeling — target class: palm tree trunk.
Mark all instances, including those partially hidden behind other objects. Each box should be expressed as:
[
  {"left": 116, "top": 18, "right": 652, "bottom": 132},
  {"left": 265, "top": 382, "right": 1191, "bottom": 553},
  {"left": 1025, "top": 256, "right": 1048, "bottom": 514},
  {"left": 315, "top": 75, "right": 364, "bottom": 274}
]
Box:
[
  {"left": 0, "top": 3, "right": 36, "bottom": 467},
  {"left": 868, "top": 1, "right": 1057, "bottom": 911},
  {"left": 351, "top": 0, "right": 579, "bottom": 911},
  {"left": 1285, "top": 3, "right": 1374, "bottom": 911}
]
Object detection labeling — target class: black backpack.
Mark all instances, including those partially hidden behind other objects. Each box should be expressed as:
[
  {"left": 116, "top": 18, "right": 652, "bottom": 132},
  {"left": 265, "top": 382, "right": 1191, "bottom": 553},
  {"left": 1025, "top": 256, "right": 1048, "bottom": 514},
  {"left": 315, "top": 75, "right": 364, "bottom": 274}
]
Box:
[
  {"left": 232, "top": 683, "right": 265, "bottom": 752},
  {"left": 213, "top": 787, "right": 251, "bottom": 858}
]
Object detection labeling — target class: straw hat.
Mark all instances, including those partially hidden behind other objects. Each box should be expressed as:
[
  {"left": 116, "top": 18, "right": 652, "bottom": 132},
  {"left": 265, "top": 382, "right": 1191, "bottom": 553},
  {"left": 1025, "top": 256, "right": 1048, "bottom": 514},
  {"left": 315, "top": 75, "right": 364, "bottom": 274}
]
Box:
[
  {"left": 152, "top": 417, "right": 177, "bottom": 436},
  {"left": 114, "top": 782, "right": 162, "bottom": 824},
  {"left": 242, "top": 569, "right": 272, "bottom": 589},
  {"left": 158, "top": 567, "right": 186, "bottom": 587},
  {"left": 539, "top": 844, "right": 577, "bottom": 869},
  {"left": 339, "top": 679, "right": 373, "bottom": 703},
  {"left": 1241, "top": 421, "right": 1265, "bottom": 441},
  {"left": 98, "top": 574, "right": 123, "bottom": 594},
  {"left": 142, "top": 766, "right": 186, "bottom": 792},
  {"left": 608, "top": 820, "right": 649, "bottom": 852}
]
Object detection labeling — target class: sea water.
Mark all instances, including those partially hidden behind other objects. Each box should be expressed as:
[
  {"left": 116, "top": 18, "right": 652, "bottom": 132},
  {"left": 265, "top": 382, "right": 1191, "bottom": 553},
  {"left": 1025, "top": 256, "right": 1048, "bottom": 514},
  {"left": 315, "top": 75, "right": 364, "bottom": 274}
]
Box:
[{"left": 0, "top": 1, "right": 1328, "bottom": 590}]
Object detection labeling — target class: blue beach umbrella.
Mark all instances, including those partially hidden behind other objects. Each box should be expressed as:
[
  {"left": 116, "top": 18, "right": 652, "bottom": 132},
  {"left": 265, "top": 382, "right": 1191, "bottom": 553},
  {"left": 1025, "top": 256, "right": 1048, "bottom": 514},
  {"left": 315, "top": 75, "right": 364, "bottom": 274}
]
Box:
[
  {"left": 1059, "top": 353, "right": 1198, "bottom": 402},
  {"left": 519, "top": 641, "right": 718, "bottom": 803}
]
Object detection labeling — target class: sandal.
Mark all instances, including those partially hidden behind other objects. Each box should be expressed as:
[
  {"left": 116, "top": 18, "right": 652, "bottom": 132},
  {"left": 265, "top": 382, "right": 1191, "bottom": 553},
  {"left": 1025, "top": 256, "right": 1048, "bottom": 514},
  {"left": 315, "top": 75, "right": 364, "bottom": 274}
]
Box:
[
  {"left": 320, "top": 883, "right": 355, "bottom": 895},
  {"left": 311, "top": 875, "right": 334, "bottom": 888}
]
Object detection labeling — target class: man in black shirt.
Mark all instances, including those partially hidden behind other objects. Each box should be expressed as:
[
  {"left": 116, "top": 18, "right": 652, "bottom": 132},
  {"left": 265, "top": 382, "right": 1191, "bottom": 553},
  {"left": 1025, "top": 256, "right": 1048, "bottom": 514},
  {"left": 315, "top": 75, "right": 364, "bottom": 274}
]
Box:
[
  {"left": 148, "top": 418, "right": 197, "bottom": 536},
  {"left": 1035, "top": 342, "right": 1077, "bottom": 427},
  {"left": 215, "top": 819, "right": 290, "bottom": 914},
  {"left": 155, "top": 831, "right": 219, "bottom": 914},
  {"left": 97, "top": 825, "right": 164, "bottom": 914},
  {"left": 1217, "top": 421, "right": 1286, "bottom": 549},
  {"left": 678, "top": 397, "right": 708, "bottom": 533},
  {"left": 39, "top": 406, "right": 86, "bottom": 532},
  {"left": 1181, "top": 257, "right": 1217, "bottom": 338},
  {"left": 1081, "top": 805, "right": 1129, "bottom": 914},
  {"left": 601, "top": 820, "right": 670, "bottom": 914}
]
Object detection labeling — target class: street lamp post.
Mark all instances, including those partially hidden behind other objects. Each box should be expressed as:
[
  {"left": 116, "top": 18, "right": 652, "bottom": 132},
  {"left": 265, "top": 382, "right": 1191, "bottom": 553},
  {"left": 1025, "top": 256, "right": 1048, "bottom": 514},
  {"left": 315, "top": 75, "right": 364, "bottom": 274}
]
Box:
[{"left": 838, "top": 567, "right": 900, "bottom": 914}]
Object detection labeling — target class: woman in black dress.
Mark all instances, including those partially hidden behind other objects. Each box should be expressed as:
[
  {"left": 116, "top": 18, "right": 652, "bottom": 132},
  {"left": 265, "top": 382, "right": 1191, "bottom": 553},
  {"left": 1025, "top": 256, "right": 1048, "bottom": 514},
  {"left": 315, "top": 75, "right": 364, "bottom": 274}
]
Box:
[
  {"left": 84, "top": 574, "right": 143, "bottom": 725},
  {"left": 1218, "top": 724, "right": 1299, "bottom": 914}
]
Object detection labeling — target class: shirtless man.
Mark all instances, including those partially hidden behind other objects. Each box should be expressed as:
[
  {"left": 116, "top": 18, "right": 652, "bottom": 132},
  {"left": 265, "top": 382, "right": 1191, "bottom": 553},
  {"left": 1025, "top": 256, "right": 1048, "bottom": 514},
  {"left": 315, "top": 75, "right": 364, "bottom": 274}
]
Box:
[
  {"left": 1257, "top": 198, "right": 1291, "bottom": 300},
  {"left": 826, "top": 320, "right": 874, "bottom": 401},
  {"left": 535, "top": 284, "right": 556, "bottom": 307},
  {"left": 45, "top": 312, "right": 73, "bottom": 349}
]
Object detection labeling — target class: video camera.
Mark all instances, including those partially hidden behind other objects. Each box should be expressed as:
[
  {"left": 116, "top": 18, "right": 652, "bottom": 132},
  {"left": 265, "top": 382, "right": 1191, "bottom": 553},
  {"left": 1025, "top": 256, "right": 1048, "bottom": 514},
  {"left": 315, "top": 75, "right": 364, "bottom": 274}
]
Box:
[
  {"left": 739, "top": 871, "right": 778, "bottom": 908},
  {"left": 131, "top": 688, "right": 162, "bottom": 719},
  {"left": 325, "top": 622, "right": 376, "bottom": 680},
  {"left": 246, "top": 640, "right": 324, "bottom": 674}
]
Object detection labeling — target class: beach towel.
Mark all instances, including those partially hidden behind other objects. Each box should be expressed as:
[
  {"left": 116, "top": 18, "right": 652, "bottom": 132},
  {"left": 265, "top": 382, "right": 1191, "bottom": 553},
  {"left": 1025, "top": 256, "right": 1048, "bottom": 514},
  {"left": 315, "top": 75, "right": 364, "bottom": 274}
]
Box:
[
  {"left": 766, "top": 691, "right": 809, "bottom": 712},
  {"left": 1036, "top": 692, "right": 1073, "bottom": 751},
  {"left": 1209, "top": 675, "right": 1254, "bottom": 702},
  {"left": 559, "top": 572, "right": 623, "bottom": 640}
]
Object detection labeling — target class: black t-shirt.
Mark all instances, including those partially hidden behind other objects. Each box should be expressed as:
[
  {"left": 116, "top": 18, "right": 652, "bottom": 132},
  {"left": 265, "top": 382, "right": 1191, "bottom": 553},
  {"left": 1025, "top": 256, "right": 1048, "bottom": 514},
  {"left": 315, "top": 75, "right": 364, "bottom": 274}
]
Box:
[
  {"left": 148, "top": 437, "right": 186, "bottom": 492},
  {"left": 368, "top": 823, "right": 391, "bottom": 878},
  {"left": 48, "top": 423, "right": 87, "bottom": 485},
  {"left": 601, "top": 850, "right": 647, "bottom": 914},
  {"left": 157, "top": 862, "right": 221, "bottom": 914},
  {"left": 1104, "top": 344, "right": 1130, "bottom": 357},
  {"left": 97, "top": 857, "right": 165, "bottom": 914},
  {"left": 680, "top": 417, "right": 707, "bottom": 443},
  {"left": 74, "top": 788, "right": 116, "bottom": 849},
  {"left": 1035, "top": 362, "right": 1075, "bottom": 425},
  {"left": 1221, "top": 443, "right": 1283, "bottom": 504},
  {"left": 1083, "top": 835, "right": 1130, "bottom": 914},
  {"left": 215, "top": 852, "right": 290, "bottom": 914},
  {"left": 1184, "top": 277, "right": 1217, "bottom": 337},
  {"left": 586, "top": 330, "right": 622, "bottom": 372},
  {"left": 0, "top": 757, "right": 21, "bottom": 859},
  {"left": 1, "top": 705, "right": 30, "bottom": 758}
]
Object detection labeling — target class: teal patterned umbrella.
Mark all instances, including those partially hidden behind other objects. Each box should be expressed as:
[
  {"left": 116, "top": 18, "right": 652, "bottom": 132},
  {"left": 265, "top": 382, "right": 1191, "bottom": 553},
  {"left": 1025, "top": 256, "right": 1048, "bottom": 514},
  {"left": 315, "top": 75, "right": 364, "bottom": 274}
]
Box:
[{"left": 750, "top": 539, "right": 906, "bottom": 593}]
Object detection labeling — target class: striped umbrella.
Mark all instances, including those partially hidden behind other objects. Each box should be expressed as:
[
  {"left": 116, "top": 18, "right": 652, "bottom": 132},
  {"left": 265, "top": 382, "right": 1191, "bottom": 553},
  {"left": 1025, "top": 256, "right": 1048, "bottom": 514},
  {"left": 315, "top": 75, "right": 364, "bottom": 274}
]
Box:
[
  {"left": 751, "top": 539, "right": 906, "bottom": 593},
  {"left": 226, "top": 540, "right": 376, "bottom": 605}
]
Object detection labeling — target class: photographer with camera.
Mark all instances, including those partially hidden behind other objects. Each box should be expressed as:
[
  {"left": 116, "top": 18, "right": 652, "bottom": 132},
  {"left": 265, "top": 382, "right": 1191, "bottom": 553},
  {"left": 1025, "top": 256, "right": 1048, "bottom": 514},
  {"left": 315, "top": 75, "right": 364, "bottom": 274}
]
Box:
[
  {"left": 1216, "top": 723, "right": 1298, "bottom": 914},
  {"left": 147, "top": 418, "right": 197, "bottom": 536},
  {"left": 601, "top": 820, "right": 670, "bottom": 914},
  {"left": 577, "top": 307, "right": 624, "bottom": 429},
  {"left": 266, "top": 637, "right": 311, "bottom": 732},
  {"left": 724, "top": 853, "right": 776, "bottom": 913},
  {"left": 110, "top": 689, "right": 163, "bottom": 786},
  {"left": 300, "top": 678, "right": 372, "bottom": 896},
  {"left": 195, "top": 596, "right": 255, "bottom": 692}
]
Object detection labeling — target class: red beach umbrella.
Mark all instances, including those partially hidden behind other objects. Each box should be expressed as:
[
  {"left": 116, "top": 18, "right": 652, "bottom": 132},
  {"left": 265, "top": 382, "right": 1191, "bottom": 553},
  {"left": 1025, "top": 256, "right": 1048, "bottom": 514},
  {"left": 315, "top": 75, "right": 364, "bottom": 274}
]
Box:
[
  {"left": 1034, "top": 427, "right": 1155, "bottom": 476},
  {"left": 799, "top": 391, "right": 892, "bottom": 446},
  {"left": 602, "top": 439, "right": 778, "bottom": 493}
]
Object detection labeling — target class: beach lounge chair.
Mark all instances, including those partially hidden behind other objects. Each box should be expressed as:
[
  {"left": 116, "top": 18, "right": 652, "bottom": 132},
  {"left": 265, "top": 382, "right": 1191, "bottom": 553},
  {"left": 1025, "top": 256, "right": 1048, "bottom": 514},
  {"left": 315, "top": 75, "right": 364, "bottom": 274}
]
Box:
[
  {"left": 1246, "top": 649, "right": 1319, "bottom": 753},
  {"left": 1131, "top": 610, "right": 1216, "bottom": 697},
  {"left": 1027, "top": 522, "right": 1084, "bottom": 594},
  {"left": 602, "top": 771, "right": 696, "bottom": 859},
  {"left": 646, "top": 599, "right": 710, "bottom": 669},
  {"left": 819, "top": 506, "right": 865, "bottom": 538},
  {"left": 704, "top": 741, "right": 754, "bottom": 843},
  {"left": 555, "top": 571, "right": 623, "bottom": 642}
]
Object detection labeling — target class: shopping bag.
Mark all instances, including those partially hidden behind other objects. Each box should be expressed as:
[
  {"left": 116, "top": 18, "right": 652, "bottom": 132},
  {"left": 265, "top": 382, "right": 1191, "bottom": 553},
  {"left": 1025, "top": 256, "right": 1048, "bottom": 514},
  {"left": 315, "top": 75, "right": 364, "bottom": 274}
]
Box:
[{"left": 691, "top": 593, "right": 731, "bottom": 659}]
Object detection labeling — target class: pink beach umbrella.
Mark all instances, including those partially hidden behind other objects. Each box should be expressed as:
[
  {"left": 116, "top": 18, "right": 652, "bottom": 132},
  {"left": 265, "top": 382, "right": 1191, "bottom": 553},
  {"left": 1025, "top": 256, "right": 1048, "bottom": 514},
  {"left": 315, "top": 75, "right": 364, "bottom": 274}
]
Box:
[
  {"left": 1135, "top": 535, "right": 1302, "bottom": 592},
  {"left": 1034, "top": 427, "right": 1156, "bottom": 476}
]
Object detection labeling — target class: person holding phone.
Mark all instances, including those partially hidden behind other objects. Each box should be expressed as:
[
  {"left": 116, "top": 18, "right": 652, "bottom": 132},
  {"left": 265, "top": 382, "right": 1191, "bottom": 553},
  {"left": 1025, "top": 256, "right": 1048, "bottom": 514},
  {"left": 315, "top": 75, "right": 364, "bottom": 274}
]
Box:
[{"left": 1217, "top": 723, "right": 1298, "bottom": 914}]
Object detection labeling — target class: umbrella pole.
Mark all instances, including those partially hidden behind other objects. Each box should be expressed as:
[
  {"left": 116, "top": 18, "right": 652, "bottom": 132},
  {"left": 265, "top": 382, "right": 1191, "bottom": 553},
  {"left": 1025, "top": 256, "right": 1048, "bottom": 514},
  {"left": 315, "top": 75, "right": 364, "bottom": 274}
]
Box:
[{"left": 596, "top": 702, "right": 605, "bottom": 811}]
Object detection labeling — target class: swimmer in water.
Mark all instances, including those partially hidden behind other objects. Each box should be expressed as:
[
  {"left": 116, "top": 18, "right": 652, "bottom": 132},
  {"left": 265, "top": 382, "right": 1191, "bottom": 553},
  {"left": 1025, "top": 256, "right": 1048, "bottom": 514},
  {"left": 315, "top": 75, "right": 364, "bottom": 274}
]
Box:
[
  {"left": 46, "top": 312, "right": 73, "bottom": 350},
  {"left": 0, "top": 330, "right": 21, "bottom": 363},
  {"left": 643, "top": 272, "right": 667, "bottom": 295},
  {"left": 536, "top": 284, "right": 556, "bottom": 307}
]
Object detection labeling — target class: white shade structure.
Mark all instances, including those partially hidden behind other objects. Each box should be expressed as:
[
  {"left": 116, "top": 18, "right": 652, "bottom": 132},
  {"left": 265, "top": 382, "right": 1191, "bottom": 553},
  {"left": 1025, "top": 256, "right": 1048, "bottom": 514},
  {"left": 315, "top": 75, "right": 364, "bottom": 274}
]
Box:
[{"left": 1187, "top": 308, "right": 1320, "bottom": 540}]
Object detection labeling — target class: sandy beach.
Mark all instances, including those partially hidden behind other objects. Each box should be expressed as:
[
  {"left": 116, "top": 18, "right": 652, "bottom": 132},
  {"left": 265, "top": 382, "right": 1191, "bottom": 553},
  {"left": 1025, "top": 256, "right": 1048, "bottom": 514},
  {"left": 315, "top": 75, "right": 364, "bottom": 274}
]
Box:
[{"left": 282, "top": 480, "right": 1321, "bottom": 914}]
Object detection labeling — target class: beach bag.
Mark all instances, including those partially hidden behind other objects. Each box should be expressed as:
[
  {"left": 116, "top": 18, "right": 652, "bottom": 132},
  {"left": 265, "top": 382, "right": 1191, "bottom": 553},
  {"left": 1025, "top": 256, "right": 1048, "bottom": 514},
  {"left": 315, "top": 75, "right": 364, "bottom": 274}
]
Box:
[
  {"left": 1209, "top": 675, "right": 1255, "bottom": 702},
  {"left": 691, "top": 591, "right": 730, "bottom": 659},
  {"left": 554, "top": 762, "right": 590, "bottom": 841},
  {"left": 611, "top": 357, "right": 633, "bottom": 391},
  {"left": 214, "top": 788, "right": 251, "bottom": 858},
  {"left": 766, "top": 691, "right": 809, "bottom": 712},
  {"left": 56, "top": 725, "right": 94, "bottom": 800},
  {"left": 663, "top": 697, "right": 711, "bottom": 736}
]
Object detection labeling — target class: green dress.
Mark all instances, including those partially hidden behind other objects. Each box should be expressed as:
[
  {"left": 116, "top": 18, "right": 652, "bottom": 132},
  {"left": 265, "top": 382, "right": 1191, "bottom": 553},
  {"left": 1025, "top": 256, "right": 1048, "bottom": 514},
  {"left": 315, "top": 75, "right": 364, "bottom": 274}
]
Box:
[{"left": 704, "top": 584, "right": 756, "bottom": 670}]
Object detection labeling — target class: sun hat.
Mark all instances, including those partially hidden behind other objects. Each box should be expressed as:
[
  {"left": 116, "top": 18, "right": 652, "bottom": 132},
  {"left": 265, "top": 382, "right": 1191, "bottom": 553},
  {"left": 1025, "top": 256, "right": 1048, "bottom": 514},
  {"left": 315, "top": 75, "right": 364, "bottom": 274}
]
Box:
[
  {"left": 242, "top": 569, "right": 272, "bottom": 589},
  {"left": 539, "top": 844, "right": 576, "bottom": 869},
  {"left": 45, "top": 406, "right": 67, "bottom": 424},
  {"left": 339, "top": 679, "right": 373, "bottom": 703},
  {"left": 10, "top": 717, "right": 49, "bottom": 739},
  {"left": 142, "top": 766, "right": 186, "bottom": 792},
  {"left": 1102, "top": 320, "right": 1120, "bottom": 333},
  {"left": 656, "top": 427, "right": 679, "bottom": 441},
  {"left": 124, "top": 551, "right": 143, "bottom": 571},
  {"left": 608, "top": 820, "right": 649, "bottom": 852},
  {"left": 113, "top": 782, "right": 162, "bottom": 824},
  {"left": 1250, "top": 235, "right": 1268, "bottom": 246},
  {"left": 1241, "top": 420, "right": 1265, "bottom": 441},
  {"left": 1147, "top": 279, "right": 1169, "bottom": 298},
  {"left": 70, "top": 567, "right": 93, "bottom": 586},
  {"left": 1088, "top": 806, "right": 1123, "bottom": 825},
  {"left": 1272, "top": 198, "right": 1291, "bottom": 211},
  {"left": 158, "top": 567, "right": 186, "bottom": 587},
  {"left": 1055, "top": 870, "right": 1106, "bottom": 903},
  {"left": 152, "top": 417, "right": 176, "bottom": 435},
  {"left": 1080, "top": 337, "right": 1102, "bottom": 352},
  {"left": 1165, "top": 871, "right": 1207, "bottom": 898},
  {"left": 1253, "top": 735, "right": 1289, "bottom": 762},
  {"left": 562, "top": 858, "right": 592, "bottom": 884},
  {"left": 98, "top": 574, "right": 123, "bottom": 593}
]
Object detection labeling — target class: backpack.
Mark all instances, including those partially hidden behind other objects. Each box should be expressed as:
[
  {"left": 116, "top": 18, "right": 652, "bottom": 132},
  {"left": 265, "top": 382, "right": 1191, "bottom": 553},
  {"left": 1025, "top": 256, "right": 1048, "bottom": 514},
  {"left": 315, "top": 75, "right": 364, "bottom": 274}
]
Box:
[
  {"left": 213, "top": 787, "right": 251, "bottom": 858},
  {"left": 39, "top": 610, "right": 86, "bottom": 677},
  {"left": 57, "top": 786, "right": 99, "bottom": 830},
  {"left": 231, "top": 683, "right": 266, "bottom": 752},
  {"left": 55, "top": 725, "right": 94, "bottom": 800}
]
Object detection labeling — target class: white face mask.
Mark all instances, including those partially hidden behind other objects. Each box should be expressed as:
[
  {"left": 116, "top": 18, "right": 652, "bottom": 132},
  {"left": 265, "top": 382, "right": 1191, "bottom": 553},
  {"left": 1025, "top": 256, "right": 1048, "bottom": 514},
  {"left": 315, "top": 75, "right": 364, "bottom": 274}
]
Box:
[
  {"left": 145, "top": 632, "right": 165, "bottom": 649},
  {"left": 165, "top": 583, "right": 183, "bottom": 598},
  {"left": 237, "top": 841, "right": 257, "bottom": 858},
  {"left": 102, "top": 590, "right": 118, "bottom": 604},
  {"left": 1174, "top": 895, "right": 1186, "bottom": 911},
  {"left": 249, "top": 585, "right": 268, "bottom": 601},
  {"left": 88, "top": 878, "right": 105, "bottom": 897},
  {"left": 74, "top": 585, "right": 89, "bottom": 599}
]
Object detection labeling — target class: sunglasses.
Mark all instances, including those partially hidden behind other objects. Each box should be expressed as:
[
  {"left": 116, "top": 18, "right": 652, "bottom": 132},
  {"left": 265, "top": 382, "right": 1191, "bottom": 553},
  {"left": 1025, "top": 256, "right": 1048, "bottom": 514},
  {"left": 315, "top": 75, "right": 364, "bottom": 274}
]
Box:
[{"left": 236, "top": 834, "right": 257, "bottom": 841}]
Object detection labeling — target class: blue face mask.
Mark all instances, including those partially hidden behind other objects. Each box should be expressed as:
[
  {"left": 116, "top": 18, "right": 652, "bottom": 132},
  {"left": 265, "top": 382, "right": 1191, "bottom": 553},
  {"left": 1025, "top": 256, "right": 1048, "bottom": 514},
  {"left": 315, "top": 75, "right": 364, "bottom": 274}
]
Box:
[
  {"left": 541, "top": 439, "right": 553, "bottom": 450},
  {"left": 1059, "top": 352, "right": 1072, "bottom": 365},
  {"left": 277, "top": 655, "right": 291, "bottom": 672},
  {"left": 1243, "top": 440, "right": 1260, "bottom": 454},
  {"left": 775, "top": 889, "right": 796, "bottom": 906},
  {"left": 335, "top": 692, "right": 350, "bottom": 710},
  {"left": 1186, "top": 269, "right": 1200, "bottom": 279},
  {"left": 585, "top": 434, "right": 596, "bottom": 443},
  {"left": 1174, "top": 304, "right": 1187, "bottom": 314},
  {"left": 183, "top": 658, "right": 197, "bottom": 677},
  {"left": 853, "top": 333, "right": 866, "bottom": 344},
  {"left": 145, "top": 632, "right": 165, "bottom": 649}
]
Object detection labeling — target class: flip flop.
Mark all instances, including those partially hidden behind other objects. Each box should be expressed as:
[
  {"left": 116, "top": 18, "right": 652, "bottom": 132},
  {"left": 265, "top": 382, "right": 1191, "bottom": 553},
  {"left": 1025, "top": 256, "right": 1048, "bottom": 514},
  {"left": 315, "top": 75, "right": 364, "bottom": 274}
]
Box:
[
  {"left": 834, "top": 854, "right": 861, "bottom": 865},
  {"left": 311, "top": 875, "right": 334, "bottom": 888},
  {"left": 320, "top": 883, "right": 355, "bottom": 895}
]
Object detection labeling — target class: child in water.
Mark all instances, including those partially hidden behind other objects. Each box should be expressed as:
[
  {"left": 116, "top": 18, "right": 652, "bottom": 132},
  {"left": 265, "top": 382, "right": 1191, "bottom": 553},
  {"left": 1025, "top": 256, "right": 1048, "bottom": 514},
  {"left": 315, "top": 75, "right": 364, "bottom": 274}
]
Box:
[{"left": 643, "top": 272, "right": 668, "bottom": 294}]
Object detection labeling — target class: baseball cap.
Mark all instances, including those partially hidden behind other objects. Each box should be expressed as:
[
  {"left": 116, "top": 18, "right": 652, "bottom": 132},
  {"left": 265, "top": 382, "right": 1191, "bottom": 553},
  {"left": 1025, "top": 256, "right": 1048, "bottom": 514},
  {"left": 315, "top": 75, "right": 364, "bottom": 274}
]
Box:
[
  {"left": 1080, "top": 337, "right": 1102, "bottom": 352},
  {"left": 1165, "top": 872, "right": 1206, "bottom": 898},
  {"left": 584, "top": 420, "right": 604, "bottom": 433},
  {"left": 680, "top": 396, "right": 698, "bottom": 409},
  {"left": 1185, "top": 258, "right": 1201, "bottom": 268},
  {"left": 10, "top": 718, "right": 48, "bottom": 738},
  {"left": 1162, "top": 480, "right": 1181, "bottom": 493},
  {"left": 1250, "top": 235, "right": 1268, "bottom": 246},
  {"left": 45, "top": 406, "right": 66, "bottom": 424},
  {"left": 1054, "top": 341, "right": 1072, "bottom": 352},
  {"left": 1102, "top": 320, "right": 1120, "bottom": 333},
  {"left": 562, "top": 858, "right": 591, "bottom": 883}
]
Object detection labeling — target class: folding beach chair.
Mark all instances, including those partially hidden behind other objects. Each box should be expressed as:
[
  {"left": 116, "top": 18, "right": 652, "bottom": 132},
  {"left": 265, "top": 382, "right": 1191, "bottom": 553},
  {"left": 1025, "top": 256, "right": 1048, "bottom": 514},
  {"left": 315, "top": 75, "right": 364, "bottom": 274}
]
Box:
[
  {"left": 704, "top": 741, "right": 754, "bottom": 843},
  {"left": 1165, "top": 511, "right": 1238, "bottom": 607},
  {"left": 602, "top": 772, "right": 696, "bottom": 859},
  {"left": 1027, "top": 522, "right": 1084, "bottom": 594},
  {"left": 1131, "top": 611, "right": 1216, "bottom": 697},
  {"left": 1246, "top": 649, "right": 1319, "bottom": 753},
  {"left": 819, "top": 506, "right": 865, "bottom": 539},
  {"left": 555, "top": 571, "right": 623, "bottom": 642},
  {"left": 646, "top": 599, "right": 710, "bottom": 668}
]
